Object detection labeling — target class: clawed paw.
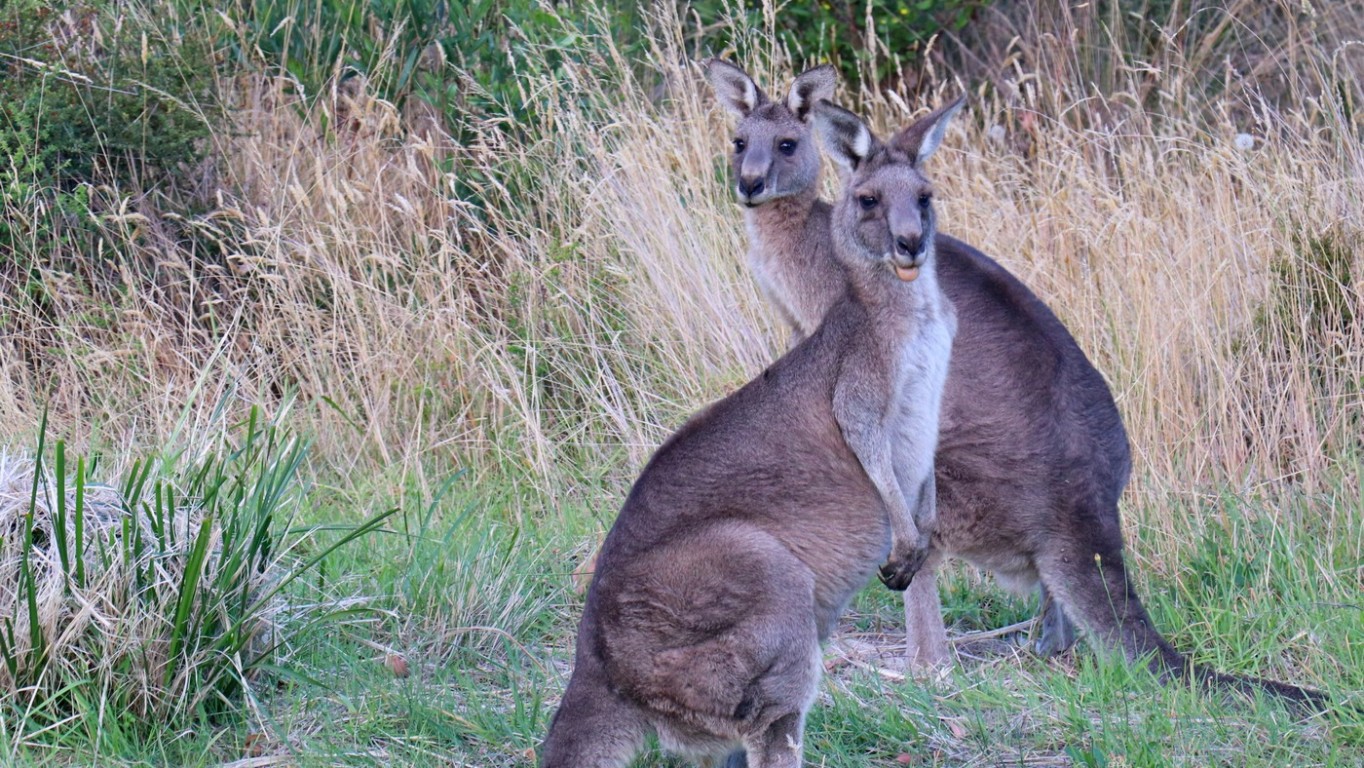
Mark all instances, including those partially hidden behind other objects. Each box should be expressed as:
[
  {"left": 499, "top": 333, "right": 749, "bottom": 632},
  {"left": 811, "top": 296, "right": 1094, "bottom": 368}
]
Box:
[{"left": 878, "top": 546, "right": 931, "bottom": 591}]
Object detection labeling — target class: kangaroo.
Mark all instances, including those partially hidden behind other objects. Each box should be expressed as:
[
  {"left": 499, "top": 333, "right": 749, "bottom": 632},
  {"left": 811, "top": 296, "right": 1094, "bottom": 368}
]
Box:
[
  {"left": 704, "top": 60, "right": 965, "bottom": 671},
  {"left": 540, "top": 103, "right": 961, "bottom": 768},
  {"left": 703, "top": 60, "right": 1327, "bottom": 712}
]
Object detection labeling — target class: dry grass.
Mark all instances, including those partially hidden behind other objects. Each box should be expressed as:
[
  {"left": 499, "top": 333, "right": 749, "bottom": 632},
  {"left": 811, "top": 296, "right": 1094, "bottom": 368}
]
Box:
[{"left": 1, "top": 1, "right": 1360, "bottom": 529}]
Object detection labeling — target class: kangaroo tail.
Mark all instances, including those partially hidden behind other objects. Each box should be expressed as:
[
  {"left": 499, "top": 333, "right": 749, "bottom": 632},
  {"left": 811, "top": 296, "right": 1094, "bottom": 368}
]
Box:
[
  {"left": 1186, "top": 661, "right": 1330, "bottom": 715},
  {"left": 1040, "top": 538, "right": 1328, "bottom": 714}
]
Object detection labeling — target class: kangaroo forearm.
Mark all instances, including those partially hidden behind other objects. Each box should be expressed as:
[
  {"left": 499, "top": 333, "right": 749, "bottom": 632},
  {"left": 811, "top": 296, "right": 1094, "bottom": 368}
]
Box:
[{"left": 867, "top": 457, "right": 921, "bottom": 545}]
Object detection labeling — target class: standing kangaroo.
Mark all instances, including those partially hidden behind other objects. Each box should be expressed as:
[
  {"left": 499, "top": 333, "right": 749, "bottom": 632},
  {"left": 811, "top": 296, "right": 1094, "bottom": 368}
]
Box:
[
  {"left": 540, "top": 102, "right": 961, "bottom": 768},
  {"left": 703, "top": 60, "right": 1326, "bottom": 710}
]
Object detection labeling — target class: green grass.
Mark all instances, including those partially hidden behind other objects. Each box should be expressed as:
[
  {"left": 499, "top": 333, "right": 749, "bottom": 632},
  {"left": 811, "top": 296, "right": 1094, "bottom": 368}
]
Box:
[{"left": 5, "top": 455, "right": 1353, "bottom": 766}]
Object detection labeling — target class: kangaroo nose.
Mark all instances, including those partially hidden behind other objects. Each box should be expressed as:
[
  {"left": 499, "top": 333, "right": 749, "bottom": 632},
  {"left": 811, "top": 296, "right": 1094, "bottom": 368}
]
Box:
[
  {"left": 739, "top": 176, "right": 765, "bottom": 198},
  {"left": 895, "top": 235, "right": 921, "bottom": 256}
]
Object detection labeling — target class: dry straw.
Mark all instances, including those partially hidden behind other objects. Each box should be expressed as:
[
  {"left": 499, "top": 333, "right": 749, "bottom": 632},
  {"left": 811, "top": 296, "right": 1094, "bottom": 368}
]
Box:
[{"left": 0, "top": 2, "right": 1359, "bottom": 520}]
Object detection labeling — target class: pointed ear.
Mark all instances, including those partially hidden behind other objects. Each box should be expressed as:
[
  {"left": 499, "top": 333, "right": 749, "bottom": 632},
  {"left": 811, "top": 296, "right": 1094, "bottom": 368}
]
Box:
[
  {"left": 786, "top": 64, "right": 836, "bottom": 122},
  {"left": 703, "top": 58, "right": 768, "bottom": 118},
  {"left": 890, "top": 96, "right": 965, "bottom": 166},
  {"left": 812, "top": 100, "right": 877, "bottom": 172}
]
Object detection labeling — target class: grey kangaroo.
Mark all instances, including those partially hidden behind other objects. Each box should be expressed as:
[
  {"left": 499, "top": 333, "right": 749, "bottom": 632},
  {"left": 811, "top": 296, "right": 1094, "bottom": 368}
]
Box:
[
  {"left": 540, "top": 102, "right": 961, "bottom": 768},
  {"left": 703, "top": 59, "right": 1326, "bottom": 711}
]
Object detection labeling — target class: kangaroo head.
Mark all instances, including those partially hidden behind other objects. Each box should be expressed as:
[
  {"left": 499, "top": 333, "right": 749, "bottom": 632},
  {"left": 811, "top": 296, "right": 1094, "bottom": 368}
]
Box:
[
  {"left": 704, "top": 59, "right": 835, "bottom": 207},
  {"left": 812, "top": 97, "right": 965, "bottom": 283}
]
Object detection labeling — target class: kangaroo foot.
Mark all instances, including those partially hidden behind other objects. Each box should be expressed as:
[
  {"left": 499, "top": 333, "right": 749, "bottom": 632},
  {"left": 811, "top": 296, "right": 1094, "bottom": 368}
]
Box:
[{"left": 1032, "top": 584, "right": 1078, "bottom": 657}]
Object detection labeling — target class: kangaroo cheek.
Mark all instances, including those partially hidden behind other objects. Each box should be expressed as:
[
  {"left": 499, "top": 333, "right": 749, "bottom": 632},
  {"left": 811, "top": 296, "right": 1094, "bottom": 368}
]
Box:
[{"left": 857, "top": 226, "right": 882, "bottom": 255}]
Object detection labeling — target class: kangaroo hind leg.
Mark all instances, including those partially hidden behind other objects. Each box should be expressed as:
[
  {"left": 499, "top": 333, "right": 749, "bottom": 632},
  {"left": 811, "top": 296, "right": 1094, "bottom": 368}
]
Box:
[
  {"left": 742, "top": 710, "right": 809, "bottom": 768},
  {"left": 1035, "top": 519, "right": 1185, "bottom": 679}
]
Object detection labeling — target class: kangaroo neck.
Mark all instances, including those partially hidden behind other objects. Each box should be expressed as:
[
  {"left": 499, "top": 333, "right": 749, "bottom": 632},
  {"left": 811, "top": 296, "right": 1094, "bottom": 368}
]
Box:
[
  {"left": 743, "top": 185, "right": 821, "bottom": 240},
  {"left": 846, "top": 257, "right": 941, "bottom": 318}
]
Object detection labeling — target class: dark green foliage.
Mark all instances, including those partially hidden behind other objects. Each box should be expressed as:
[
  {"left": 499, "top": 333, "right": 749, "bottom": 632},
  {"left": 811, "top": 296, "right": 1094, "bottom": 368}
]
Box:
[
  {"left": 0, "top": 0, "right": 216, "bottom": 198},
  {"left": 0, "top": 0, "right": 222, "bottom": 315},
  {"left": 685, "top": 0, "right": 984, "bottom": 94},
  {"left": 214, "top": 0, "right": 636, "bottom": 140}
]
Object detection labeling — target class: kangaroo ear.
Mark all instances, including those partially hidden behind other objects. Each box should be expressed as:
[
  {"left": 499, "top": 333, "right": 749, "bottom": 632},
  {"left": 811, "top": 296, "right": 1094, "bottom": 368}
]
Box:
[
  {"left": 704, "top": 59, "right": 768, "bottom": 118},
  {"left": 812, "top": 100, "right": 876, "bottom": 171},
  {"left": 890, "top": 96, "right": 965, "bottom": 166},
  {"left": 786, "top": 64, "right": 836, "bottom": 122}
]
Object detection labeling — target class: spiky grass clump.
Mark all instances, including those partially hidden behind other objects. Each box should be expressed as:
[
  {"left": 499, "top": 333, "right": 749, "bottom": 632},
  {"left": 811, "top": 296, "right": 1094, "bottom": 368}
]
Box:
[{"left": 0, "top": 412, "right": 391, "bottom": 749}]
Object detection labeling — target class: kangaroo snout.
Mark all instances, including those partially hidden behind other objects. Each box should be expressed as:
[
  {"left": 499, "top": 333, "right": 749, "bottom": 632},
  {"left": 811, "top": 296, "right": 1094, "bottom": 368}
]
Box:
[
  {"left": 738, "top": 175, "right": 766, "bottom": 202},
  {"left": 894, "top": 235, "right": 923, "bottom": 260}
]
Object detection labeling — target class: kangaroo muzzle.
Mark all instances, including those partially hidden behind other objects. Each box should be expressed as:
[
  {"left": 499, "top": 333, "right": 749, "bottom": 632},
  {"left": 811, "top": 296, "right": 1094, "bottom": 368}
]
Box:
[
  {"left": 737, "top": 148, "right": 773, "bottom": 205},
  {"left": 738, "top": 175, "right": 766, "bottom": 203},
  {"left": 888, "top": 236, "right": 926, "bottom": 282}
]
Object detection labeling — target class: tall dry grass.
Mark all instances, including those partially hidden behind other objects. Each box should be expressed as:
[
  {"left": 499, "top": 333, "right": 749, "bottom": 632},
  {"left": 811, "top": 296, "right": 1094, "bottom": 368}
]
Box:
[{"left": 1, "top": 2, "right": 1360, "bottom": 529}]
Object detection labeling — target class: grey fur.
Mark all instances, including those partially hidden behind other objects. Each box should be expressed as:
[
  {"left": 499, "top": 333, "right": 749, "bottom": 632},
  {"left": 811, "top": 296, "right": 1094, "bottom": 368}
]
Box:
[
  {"left": 539, "top": 106, "right": 960, "bottom": 768},
  {"left": 704, "top": 61, "right": 1327, "bottom": 713}
]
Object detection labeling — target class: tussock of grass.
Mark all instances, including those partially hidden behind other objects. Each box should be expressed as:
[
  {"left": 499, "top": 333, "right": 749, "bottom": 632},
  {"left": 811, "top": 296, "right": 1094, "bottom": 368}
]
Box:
[
  {"left": 0, "top": 449, "right": 246, "bottom": 722},
  {"left": 0, "top": 412, "right": 393, "bottom": 755}
]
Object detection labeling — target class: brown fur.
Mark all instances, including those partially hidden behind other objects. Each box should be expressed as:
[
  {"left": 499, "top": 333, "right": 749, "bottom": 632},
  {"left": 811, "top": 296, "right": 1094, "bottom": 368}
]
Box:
[{"left": 703, "top": 61, "right": 1327, "bottom": 716}]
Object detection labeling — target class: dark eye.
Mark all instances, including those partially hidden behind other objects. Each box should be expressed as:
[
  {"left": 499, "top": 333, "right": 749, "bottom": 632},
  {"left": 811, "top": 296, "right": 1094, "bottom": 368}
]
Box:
[
  {"left": 859, "top": 195, "right": 879, "bottom": 210},
  {"left": 733, "top": 138, "right": 746, "bottom": 154},
  {"left": 918, "top": 193, "right": 932, "bottom": 210},
  {"left": 778, "top": 139, "right": 797, "bottom": 156}
]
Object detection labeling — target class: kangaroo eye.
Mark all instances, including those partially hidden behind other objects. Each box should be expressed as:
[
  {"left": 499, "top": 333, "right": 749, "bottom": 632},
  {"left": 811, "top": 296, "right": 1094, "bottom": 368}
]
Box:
[
  {"left": 778, "top": 139, "right": 797, "bottom": 156},
  {"left": 918, "top": 193, "right": 932, "bottom": 210},
  {"left": 733, "top": 138, "right": 746, "bottom": 154},
  {"left": 859, "top": 195, "right": 879, "bottom": 210}
]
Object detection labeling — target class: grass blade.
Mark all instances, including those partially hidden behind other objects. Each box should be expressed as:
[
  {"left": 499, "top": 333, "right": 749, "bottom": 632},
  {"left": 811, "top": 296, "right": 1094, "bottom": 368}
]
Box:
[
  {"left": 164, "top": 511, "right": 215, "bottom": 686},
  {"left": 73, "top": 456, "right": 85, "bottom": 589}
]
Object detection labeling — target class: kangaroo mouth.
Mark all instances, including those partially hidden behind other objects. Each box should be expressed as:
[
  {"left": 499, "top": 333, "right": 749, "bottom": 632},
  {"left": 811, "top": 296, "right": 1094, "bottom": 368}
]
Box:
[{"left": 890, "top": 250, "right": 926, "bottom": 282}]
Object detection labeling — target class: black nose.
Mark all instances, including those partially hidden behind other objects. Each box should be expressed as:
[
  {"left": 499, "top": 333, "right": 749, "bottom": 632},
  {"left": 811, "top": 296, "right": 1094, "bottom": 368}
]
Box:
[
  {"left": 739, "top": 177, "right": 765, "bottom": 198},
  {"left": 895, "top": 235, "right": 921, "bottom": 256}
]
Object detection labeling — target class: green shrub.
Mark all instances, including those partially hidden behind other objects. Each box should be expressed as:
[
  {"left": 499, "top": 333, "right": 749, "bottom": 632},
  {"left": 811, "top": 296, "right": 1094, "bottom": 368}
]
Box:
[
  {"left": 0, "top": 1, "right": 216, "bottom": 199},
  {"left": 0, "top": 0, "right": 235, "bottom": 391},
  {"left": 214, "top": 0, "right": 633, "bottom": 140},
  {"left": 685, "top": 0, "right": 984, "bottom": 93},
  {"left": 0, "top": 0, "right": 224, "bottom": 319}
]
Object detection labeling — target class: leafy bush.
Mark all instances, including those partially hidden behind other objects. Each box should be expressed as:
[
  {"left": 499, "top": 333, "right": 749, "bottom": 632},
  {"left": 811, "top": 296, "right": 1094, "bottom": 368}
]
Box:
[
  {"left": 0, "top": 0, "right": 216, "bottom": 198},
  {"left": 0, "top": 411, "right": 393, "bottom": 738},
  {"left": 0, "top": 0, "right": 224, "bottom": 336},
  {"left": 0, "top": 0, "right": 243, "bottom": 402},
  {"left": 215, "top": 0, "right": 632, "bottom": 140},
  {"left": 685, "top": 0, "right": 984, "bottom": 92}
]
